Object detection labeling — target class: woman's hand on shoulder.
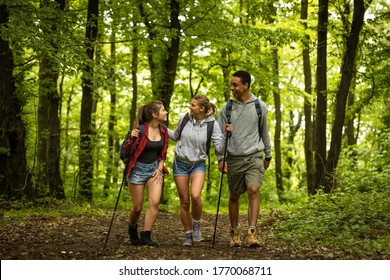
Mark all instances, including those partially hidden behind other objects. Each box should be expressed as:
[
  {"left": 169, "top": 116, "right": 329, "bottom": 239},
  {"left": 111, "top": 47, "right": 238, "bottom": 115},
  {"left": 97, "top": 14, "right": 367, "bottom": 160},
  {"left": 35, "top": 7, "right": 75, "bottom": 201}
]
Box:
[{"left": 131, "top": 129, "right": 140, "bottom": 138}]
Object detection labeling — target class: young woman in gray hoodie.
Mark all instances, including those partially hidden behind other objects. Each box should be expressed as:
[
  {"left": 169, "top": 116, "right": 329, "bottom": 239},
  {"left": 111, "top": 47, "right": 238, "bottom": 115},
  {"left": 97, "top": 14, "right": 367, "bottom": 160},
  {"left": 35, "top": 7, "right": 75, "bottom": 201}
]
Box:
[{"left": 169, "top": 95, "right": 224, "bottom": 246}]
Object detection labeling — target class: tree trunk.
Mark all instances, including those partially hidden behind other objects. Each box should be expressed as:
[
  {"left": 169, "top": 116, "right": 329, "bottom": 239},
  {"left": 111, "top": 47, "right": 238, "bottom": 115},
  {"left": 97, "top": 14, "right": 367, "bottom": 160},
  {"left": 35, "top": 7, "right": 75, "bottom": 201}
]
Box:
[
  {"left": 0, "top": 3, "right": 32, "bottom": 199},
  {"left": 300, "top": 0, "right": 315, "bottom": 195},
  {"left": 62, "top": 88, "right": 74, "bottom": 187},
  {"left": 321, "top": 0, "right": 366, "bottom": 191},
  {"left": 138, "top": 0, "right": 181, "bottom": 126},
  {"left": 314, "top": 0, "right": 329, "bottom": 192},
  {"left": 130, "top": 20, "right": 139, "bottom": 129},
  {"left": 159, "top": 0, "right": 181, "bottom": 122},
  {"left": 346, "top": 83, "right": 357, "bottom": 146},
  {"left": 271, "top": 47, "right": 284, "bottom": 202},
  {"left": 37, "top": 0, "right": 65, "bottom": 199},
  {"left": 343, "top": 3, "right": 358, "bottom": 148},
  {"left": 79, "top": 0, "right": 99, "bottom": 201},
  {"left": 285, "top": 111, "right": 302, "bottom": 183},
  {"left": 37, "top": 66, "right": 49, "bottom": 191},
  {"left": 104, "top": 24, "right": 117, "bottom": 194},
  {"left": 138, "top": 0, "right": 181, "bottom": 204},
  {"left": 221, "top": 48, "right": 231, "bottom": 102}
]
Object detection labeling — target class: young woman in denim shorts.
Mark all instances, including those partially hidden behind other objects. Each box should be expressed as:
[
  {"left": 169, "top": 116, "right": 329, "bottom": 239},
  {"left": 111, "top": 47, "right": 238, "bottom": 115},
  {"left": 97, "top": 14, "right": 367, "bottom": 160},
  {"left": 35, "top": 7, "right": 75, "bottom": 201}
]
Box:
[
  {"left": 169, "top": 95, "right": 224, "bottom": 246},
  {"left": 122, "top": 101, "right": 169, "bottom": 246}
]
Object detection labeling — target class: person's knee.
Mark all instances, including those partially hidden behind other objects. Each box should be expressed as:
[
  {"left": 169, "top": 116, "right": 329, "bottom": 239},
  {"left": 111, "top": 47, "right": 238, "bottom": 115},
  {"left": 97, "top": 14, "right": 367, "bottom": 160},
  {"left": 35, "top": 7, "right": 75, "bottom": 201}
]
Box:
[
  {"left": 191, "top": 193, "right": 202, "bottom": 204},
  {"left": 229, "top": 194, "right": 240, "bottom": 203},
  {"left": 180, "top": 197, "right": 190, "bottom": 209},
  {"left": 131, "top": 206, "right": 142, "bottom": 215},
  {"left": 247, "top": 184, "right": 259, "bottom": 195},
  {"left": 148, "top": 201, "right": 160, "bottom": 212}
]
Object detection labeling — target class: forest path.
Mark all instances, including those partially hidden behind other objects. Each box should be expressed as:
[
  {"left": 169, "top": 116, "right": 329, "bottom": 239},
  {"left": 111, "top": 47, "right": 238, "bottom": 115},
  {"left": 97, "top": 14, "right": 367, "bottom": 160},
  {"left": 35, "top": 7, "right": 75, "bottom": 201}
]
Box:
[{"left": 0, "top": 211, "right": 368, "bottom": 260}]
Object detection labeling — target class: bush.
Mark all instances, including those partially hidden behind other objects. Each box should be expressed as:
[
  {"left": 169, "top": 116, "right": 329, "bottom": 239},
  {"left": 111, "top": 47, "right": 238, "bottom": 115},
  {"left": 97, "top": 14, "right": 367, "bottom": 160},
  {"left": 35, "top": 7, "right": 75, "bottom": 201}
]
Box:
[{"left": 274, "top": 187, "right": 390, "bottom": 257}]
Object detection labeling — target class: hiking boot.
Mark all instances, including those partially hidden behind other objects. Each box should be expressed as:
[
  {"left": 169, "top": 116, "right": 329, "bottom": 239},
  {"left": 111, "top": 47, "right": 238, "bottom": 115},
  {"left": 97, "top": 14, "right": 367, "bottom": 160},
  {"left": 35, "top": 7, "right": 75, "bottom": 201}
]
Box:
[
  {"left": 192, "top": 221, "right": 202, "bottom": 242},
  {"left": 230, "top": 228, "right": 241, "bottom": 247},
  {"left": 139, "top": 231, "right": 159, "bottom": 246},
  {"left": 128, "top": 224, "right": 141, "bottom": 245},
  {"left": 246, "top": 228, "right": 260, "bottom": 248}
]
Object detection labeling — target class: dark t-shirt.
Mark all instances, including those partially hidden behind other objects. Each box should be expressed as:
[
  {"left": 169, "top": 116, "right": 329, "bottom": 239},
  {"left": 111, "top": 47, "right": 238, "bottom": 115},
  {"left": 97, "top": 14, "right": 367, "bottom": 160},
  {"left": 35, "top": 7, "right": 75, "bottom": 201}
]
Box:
[{"left": 137, "top": 138, "right": 164, "bottom": 164}]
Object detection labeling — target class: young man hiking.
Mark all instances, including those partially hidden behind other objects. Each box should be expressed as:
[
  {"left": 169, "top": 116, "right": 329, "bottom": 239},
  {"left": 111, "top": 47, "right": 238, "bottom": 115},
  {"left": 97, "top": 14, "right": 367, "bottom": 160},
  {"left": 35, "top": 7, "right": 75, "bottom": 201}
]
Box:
[{"left": 218, "top": 70, "right": 272, "bottom": 247}]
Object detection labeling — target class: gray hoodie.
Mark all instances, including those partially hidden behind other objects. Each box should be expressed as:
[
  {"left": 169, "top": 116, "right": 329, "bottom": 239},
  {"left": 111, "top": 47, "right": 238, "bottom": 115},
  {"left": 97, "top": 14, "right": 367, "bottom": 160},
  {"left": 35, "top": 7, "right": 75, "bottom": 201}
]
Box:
[
  {"left": 217, "top": 94, "right": 272, "bottom": 160},
  {"left": 169, "top": 112, "right": 224, "bottom": 164}
]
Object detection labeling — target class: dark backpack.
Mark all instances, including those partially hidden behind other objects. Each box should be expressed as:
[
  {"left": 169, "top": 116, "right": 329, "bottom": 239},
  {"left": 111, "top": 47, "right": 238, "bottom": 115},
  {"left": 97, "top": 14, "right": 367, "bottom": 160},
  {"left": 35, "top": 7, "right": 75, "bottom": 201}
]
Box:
[
  {"left": 177, "top": 112, "right": 214, "bottom": 156},
  {"left": 225, "top": 98, "right": 263, "bottom": 141}
]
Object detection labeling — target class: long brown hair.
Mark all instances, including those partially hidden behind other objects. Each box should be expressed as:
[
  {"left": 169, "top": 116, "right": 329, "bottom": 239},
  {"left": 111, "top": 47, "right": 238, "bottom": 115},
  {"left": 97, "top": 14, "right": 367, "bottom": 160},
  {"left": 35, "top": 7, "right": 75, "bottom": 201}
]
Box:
[{"left": 132, "top": 100, "right": 163, "bottom": 129}]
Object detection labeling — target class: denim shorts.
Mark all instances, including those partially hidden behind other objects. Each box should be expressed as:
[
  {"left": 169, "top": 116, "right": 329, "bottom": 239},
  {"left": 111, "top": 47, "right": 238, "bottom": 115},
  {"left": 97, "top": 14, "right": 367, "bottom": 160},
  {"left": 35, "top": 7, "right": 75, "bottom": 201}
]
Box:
[
  {"left": 127, "top": 161, "right": 160, "bottom": 185},
  {"left": 172, "top": 158, "right": 206, "bottom": 177}
]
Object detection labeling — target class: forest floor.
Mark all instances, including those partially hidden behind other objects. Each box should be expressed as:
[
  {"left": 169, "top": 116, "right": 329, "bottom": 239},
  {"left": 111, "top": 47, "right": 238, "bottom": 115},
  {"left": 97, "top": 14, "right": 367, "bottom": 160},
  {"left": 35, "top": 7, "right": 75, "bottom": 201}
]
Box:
[{"left": 0, "top": 210, "right": 388, "bottom": 260}]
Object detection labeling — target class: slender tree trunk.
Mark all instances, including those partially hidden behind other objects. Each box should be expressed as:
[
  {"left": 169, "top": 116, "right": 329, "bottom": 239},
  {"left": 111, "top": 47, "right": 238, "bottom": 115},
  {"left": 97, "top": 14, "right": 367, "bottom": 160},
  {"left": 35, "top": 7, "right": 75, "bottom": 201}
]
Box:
[
  {"left": 314, "top": 0, "right": 329, "bottom": 192},
  {"left": 239, "top": 0, "right": 243, "bottom": 24},
  {"left": 346, "top": 82, "right": 357, "bottom": 146},
  {"left": 62, "top": 89, "right": 74, "bottom": 183},
  {"left": 37, "top": 62, "right": 49, "bottom": 190},
  {"left": 189, "top": 43, "right": 194, "bottom": 98},
  {"left": 79, "top": 0, "right": 99, "bottom": 200},
  {"left": 271, "top": 47, "right": 284, "bottom": 202},
  {"left": 0, "top": 3, "right": 32, "bottom": 199},
  {"left": 61, "top": 89, "right": 73, "bottom": 178},
  {"left": 321, "top": 0, "right": 366, "bottom": 191},
  {"left": 343, "top": 3, "right": 358, "bottom": 148},
  {"left": 221, "top": 48, "right": 231, "bottom": 102},
  {"left": 104, "top": 24, "right": 117, "bottom": 194},
  {"left": 300, "top": 0, "right": 315, "bottom": 195},
  {"left": 130, "top": 20, "right": 139, "bottom": 129},
  {"left": 285, "top": 111, "right": 302, "bottom": 182}
]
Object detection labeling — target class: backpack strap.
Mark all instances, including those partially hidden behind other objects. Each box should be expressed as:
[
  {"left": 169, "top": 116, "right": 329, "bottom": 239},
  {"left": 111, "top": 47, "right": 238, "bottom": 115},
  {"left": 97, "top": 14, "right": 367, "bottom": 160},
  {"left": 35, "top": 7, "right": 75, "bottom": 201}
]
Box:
[
  {"left": 206, "top": 121, "right": 214, "bottom": 178},
  {"left": 205, "top": 121, "right": 214, "bottom": 156},
  {"left": 177, "top": 113, "right": 190, "bottom": 140},
  {"left": 254, "top": 99, "right": 262, "bottom": 141},
  {"left": 225, "top": 99, "right": 233, "bottom": 123},
  {"left": 161, "top": 124, "right": 168, "bottom": 134},
  {"left": 225, "top": 98, "right": 263, "bottom": 141},
  {"left": 139, "top": 124, "right": 146, "bottom": 138}
]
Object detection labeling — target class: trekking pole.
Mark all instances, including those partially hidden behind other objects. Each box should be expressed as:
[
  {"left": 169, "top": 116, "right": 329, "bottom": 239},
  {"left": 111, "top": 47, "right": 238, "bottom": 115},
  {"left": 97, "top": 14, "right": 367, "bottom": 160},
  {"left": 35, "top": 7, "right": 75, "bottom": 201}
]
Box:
[
  {"left": 103, "top": 134, "right": 134, "bottom": 250},
  {"left": 212, "top": 129, "right": 230, "bottom": 248},
  {"left": 103, "top": 162, "right": 128, "bottom": 250}
]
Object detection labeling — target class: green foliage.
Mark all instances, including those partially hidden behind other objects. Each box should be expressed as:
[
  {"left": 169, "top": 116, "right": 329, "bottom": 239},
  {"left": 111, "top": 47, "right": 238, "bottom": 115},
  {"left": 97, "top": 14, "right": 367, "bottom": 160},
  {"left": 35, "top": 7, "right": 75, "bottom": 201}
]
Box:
[
  {"left": 274, "top": 178, "right": 390, "bottom": 256},
  {"left": 271, "top": 108, "right": 390, "bottom": 256},
  {"left": 0, "top": 196, "right": 106, "bottom": 218}
]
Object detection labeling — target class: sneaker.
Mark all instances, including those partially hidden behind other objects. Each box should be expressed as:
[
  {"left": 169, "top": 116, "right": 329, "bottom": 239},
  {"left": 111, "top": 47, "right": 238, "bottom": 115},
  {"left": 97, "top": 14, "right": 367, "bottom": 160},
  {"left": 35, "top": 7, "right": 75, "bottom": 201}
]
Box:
[
  {"left": 192, "top": 221, "right": 202, "bottom": 242},
  {"left": 246, "top": 228, "right": 260, "bottom": 248},
  {"left": 182, "top": 233, "right": 193, "bottom": 247},
  {"left": 230, "top": 228, "right": 241, "bottom": 247}
]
